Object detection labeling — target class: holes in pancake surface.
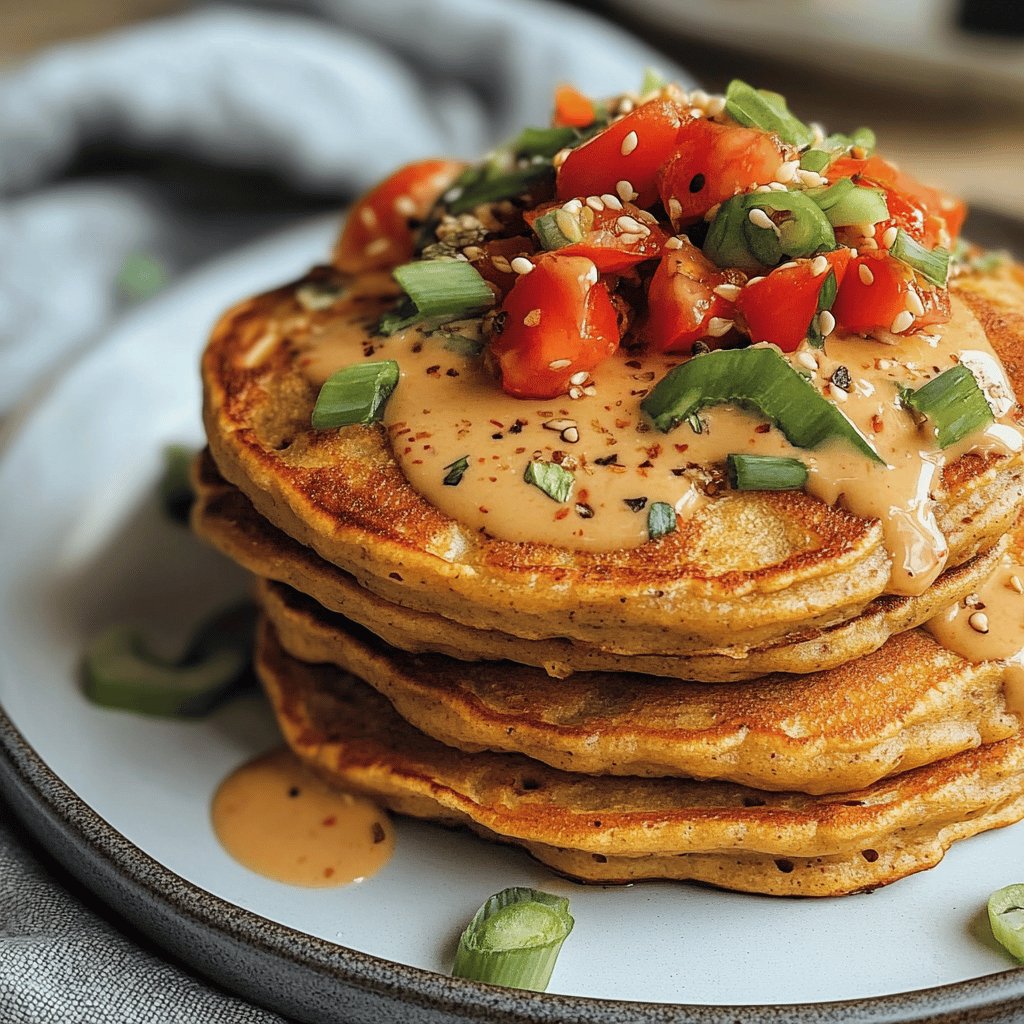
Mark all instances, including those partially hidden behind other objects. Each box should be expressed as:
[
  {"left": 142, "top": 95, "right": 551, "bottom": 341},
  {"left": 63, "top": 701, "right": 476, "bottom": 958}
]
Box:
[
  {"left": 592, "top": 853, "right": 608, "bottom": 863},
  {"left": 519, "top": 777, "right": 541, "bottom": 792},
  {"left": 742, "top": 796, "right": 767, "bottom": 807},
  {"left": 388, "top": 572, "right": 403, "bottom": 581},
  {"left": 273, "top": 438, "right": 293, "bottom": 451},
  {"left": 774, "top": 859, "right": 795, "bottom": 874},
  {"left": 862, "top": 849, "right": 879, "bottom": 863}
]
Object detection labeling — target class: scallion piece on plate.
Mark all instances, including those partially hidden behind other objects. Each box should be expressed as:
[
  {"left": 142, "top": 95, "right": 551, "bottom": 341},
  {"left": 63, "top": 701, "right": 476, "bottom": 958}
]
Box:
[
  {"left": 311, "top": 360, "right": 400, "bottom": 429},
  {"left": 394, "top": 260, "right": 495, "bottom": 320},
  {"left": 900, "top": 365, "right": 993, "bottom": 448},
  {"left": 807, "top": 178, "right": 889, "bottom": 228},
  {"left": 727, "top": 453, "right": 808, "bottom": 491},
  {"left": 889, "top": 228, "right": 950, "bottom": 287},
  {"left": 512, "top": 125, "right": 578, "bottom": 159},
  {"left": 988, "top": 884, "right": 1024, "bottom": 962},
  {"left": 524, "top": 460, "right": 574, "bottom": 502},
  {"left": 647, "top": 501, "right": 677, "bottom": 540},
  {"left": 532, "top": 210, "right": 576, "bottom": 251},
  {"left": 452, "top": 887, "right": 574, "bottom": 991},
  {"left": 448, "top": 164, "right": 554, "bottom": 216},
  {"left": 443, "top": 455, "right": 470, "bottom": 486},
  {"left": 82, "top": 604, "right": 255, "bottom": 717},
  {"left": 724, "top": 79, "right": 814, "bottom": 150},
  {"left": 641, "top": 347, "right": 882, "bottom": 462}
]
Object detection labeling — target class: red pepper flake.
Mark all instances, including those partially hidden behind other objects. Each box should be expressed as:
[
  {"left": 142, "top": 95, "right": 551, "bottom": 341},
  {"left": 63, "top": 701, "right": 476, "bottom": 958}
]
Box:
[
  {"left": 554, "top": 508, "right": 570, "bottom": 520},
  {"left": 645, "top": 444, "right": 662, "bottom": 461},
  {"left": 515, "top": 446, "right": 526, "bottom": 454},
  {"left": 412, "top": 342, "right": 423, "bottom": 353},
  {"left": 872, "top": 414, "right": 885, "bottom": 433},
  {"left": 479, "top": 506, "right": 489, "bottom": 513},
  {"left": 324, "top": 867, "right": 335, "bottom": 878},
  {"left": 674, "top": 444, "right": 689, "bottom": 453},
  {"left": 446, "top": 368, "right": 459, "bottom": 377},
  {"left": 489, "top": 419, "right": 504, "bottom": 428},
  {"left": 578, "top": 488, "right": 590, "bottom": 502},
  {"left": 426, "top": 365, "right": 441, "bottom": 376},
  {"left": 615, "top": 418, "right": 630, "bottom": 429},
  {"left": 754, "top": 423, "right": 771, "bottom": 434},
  {"left": 322, "top": 816, "right": 337, "bottom": 827}
]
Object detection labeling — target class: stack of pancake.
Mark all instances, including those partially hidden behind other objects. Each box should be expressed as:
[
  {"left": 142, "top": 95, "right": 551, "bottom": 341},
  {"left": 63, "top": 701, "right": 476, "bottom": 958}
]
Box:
[{"left": 193, "top": 263, "right": 1024, "bottom": 897}]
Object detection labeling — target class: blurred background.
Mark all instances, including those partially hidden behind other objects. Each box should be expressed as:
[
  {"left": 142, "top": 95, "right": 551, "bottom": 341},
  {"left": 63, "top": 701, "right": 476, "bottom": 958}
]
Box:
[{"left": 0, "top": 0, "right": 1022, "bottom": 412}]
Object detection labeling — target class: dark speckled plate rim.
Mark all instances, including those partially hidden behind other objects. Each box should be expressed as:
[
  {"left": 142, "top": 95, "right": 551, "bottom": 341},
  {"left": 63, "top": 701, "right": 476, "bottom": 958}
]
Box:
[{"left": 2, "top": 705, "right": 1024, "bottom": 1024}]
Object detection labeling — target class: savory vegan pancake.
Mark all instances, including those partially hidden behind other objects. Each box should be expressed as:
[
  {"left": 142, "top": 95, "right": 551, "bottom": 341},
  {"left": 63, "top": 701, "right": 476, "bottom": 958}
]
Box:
[{"left": 255, "top": 619, "right": 1024, "bottom": 897}]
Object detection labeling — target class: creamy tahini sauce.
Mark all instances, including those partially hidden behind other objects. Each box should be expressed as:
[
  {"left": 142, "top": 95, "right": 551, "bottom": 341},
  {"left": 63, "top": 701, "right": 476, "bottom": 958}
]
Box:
[
  {"left": 925, "top": 555, "right": 1024, "bottom": 715},
  {"left": 211, "top": 749, "right": 394, "bottom": 887},
  {"left": 292, "top": 277, "right": 1023, "bottom": 597}
]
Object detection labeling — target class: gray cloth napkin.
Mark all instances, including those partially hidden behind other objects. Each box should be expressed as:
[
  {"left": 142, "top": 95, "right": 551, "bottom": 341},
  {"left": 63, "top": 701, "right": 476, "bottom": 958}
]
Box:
[{"left": 0, "top": 2, "right": 684, "bottom": 1019}]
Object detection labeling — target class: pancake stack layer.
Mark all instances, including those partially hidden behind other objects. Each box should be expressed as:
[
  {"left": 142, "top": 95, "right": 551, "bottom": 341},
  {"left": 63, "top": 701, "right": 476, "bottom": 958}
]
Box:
[{"left": 193, "top": 261, "right": 1024, "bottom": 897}]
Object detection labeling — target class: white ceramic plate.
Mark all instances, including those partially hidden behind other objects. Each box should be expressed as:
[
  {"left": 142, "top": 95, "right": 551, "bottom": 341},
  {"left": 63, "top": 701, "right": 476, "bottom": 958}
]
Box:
[{"left": 1, "top": 216, "right": 1023, "bottom": 1015}]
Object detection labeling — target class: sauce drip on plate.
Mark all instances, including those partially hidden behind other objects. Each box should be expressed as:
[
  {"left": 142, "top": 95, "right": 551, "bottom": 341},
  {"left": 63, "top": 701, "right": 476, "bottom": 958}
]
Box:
[{"left": 212, "top": 748, "right": 394, "bottom": 887}]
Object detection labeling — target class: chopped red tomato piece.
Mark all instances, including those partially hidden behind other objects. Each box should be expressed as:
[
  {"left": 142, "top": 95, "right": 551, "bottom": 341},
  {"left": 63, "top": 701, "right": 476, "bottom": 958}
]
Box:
[
  {"left": 553, "top": 84, "right": 597, "bottom": 129},
  {"left": 556, "top": 99, "right": 686, "bottom": 208},
  {"left": 736, "top": 249, "right": 851, "bottom": 351},
  {"left": 334, "top": 159, "right": 464, "bottom": 273},
  {"left": 831, "top": 252, "right": 950, "bottom": 336},
  {"left": 643, "top": 239, "right": 744, "bottom": 353},
  {"left": 829, "top": 155, "right": 965, "bottom": 248},
  {"left": 524, "top": 200, "right": 668, "bottom": 273},
  {"left": 659, "top": 119, "right": 790, "bottom": 226},
  {"left": 489, "top": 255, "right": 620, "bottom": 399},
  {"left": 471, "top": 236, "right": 537, "bottom": 296}
]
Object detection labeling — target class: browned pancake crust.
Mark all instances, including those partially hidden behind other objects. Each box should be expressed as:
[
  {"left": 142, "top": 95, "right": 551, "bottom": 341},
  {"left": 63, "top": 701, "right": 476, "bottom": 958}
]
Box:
[
  {"left": 256, "top": 619, "right": 1024, "bottom": 896},
  {"left": 201, "top": 269, "right": 1024, "bottom": 655}
]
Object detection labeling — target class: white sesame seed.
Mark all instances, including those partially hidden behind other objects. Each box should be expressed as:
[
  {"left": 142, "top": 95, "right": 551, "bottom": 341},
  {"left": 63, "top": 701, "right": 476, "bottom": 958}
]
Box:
[
  {"left": 548, "top": 359, "right": 572, "bottom": 370},
  {"left": 394, "top": 195, "right": 417, "bottom": 217},
  {"left": 561, "top": 198, "right": 583, "bottom": 213},
  {"left": 777, "top": 261, "right": 799, "bottom": 271},
  {"left": 768, "top": 181, "right": 789, "bottom": 191},
  {"left": 810, "top": 255, "right": 829, "bottom": 276},
  {"left": 713, "top": 283, "right": 742, "bottom": 301},
  {"left": 561, "top": 426, "right": 580, "bottom": 444},
  {"left": 585, "top": 195, "right": 605, "bottom": 211},
  {"left": 620, "top": 131, "right": 639, "bottom": 156},
  {"left": 510, "top": 256, "right": 534, "bottom": 275},
  {"left": 881, "top": 226, "right": 899, "bottom": 249},
  {"left": 553, "top": 148, "right": 572, "bottom": 168},
  {"left": 796, "top": 169, "right": 827, "bottom": 188},
  {"left": 746, "top": 276, "right": 765, "bottom": 286},
  {"left": 891, "top": 310, "right": 915, "bottom": 334},
  {"left": 755, "top": 184, "right": 774, "bottom": 194},
  {"left": 776, "top": 160, "right": 799, "bottom": 184},
  {"left": 618, "top": 98, "right": 635, "bottom": 114},
  {"left": 665, "top": 236, "right": 684, "bottom": 249},
  {"left": 906, "top": 289, "right": 926, "bottom": 318},
  {"left": 829, "top": 383, "right": 848, "bottom": 402},
  {"left": 615, "top": 180, "right": 636, "bottom": 203},
  {"left": 598, "top": 193, "right": 622, "bottom": 212},
  {"left": 706, "top": 96, "right": 726, "bottom": 117},
  {"left": 688, "top": 107, "right": 705, "bottom": 119},
  {"left": 704, "top": 202, "right": 722, "bottom": 222},
  {"left": 858, "top": 264, "right": 875, "bottom": 286},
  {"left": 524, "top": 309, "right": 542, "bottom": 328},
  {"left": 690, "top": 88, "right": 710, "bottom": 107},
  {"left": 748, "top": 208, "right": 779, "bottom": 234},
  {"left": 359, "top": 207, "right": 378, "bottom": 228},
  {"left": 568, "top": 386, "right": 583, "bottom": 400},
  {"left": 453, "top": 253, "right": 469, "bottom": 261},
  {"left": 667, "top": 197, "right": 683, "bottom": 221},
  {"left": 818, "top": 310, "right": 836, "bottom": 337},
  {"left": 857, "top": 222, "right": 877, "bottom": 238},
  {"left": 796, "top": 351, "right": 818, "bottom": 371},
  {"left": 555, "top": 209, "right": 584, "bottom": 242},
  {"left": 583, "top": 264, "right": 599, "bottom": 285},
  {"left": 568, "top": 370, "right": 590, "bottom": 386},
  {"left": 969, "top": 611, "right": 990, "bottom": 634},
  {"left": 706, "top": 317, "right": 734, "bottom": 337},
  {"left": 860, "top": 239, "right": 879, "bottom": 251},
  {"left": 616, "top": 214, "right": 647, "bottom": 234},
  {"left": 491, "top": 255, "right": 512, "bottom": 273},
  {"left": 616, "top": 232, "right": 643, "bottom": 246},
  {"left": 582, "top": 385, "right": 597, "bottom": 397},
  {"left": 1010, "top": 574, "right": 1024, "bottom": 594},
  {"left": 364, "top": 237, "right": 391, "bottom": 257}
]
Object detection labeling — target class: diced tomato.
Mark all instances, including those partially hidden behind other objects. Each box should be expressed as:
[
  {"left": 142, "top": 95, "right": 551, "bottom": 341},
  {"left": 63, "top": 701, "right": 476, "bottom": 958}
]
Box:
[
  {"left": 556, "top": 99, "right": 686, "bottom": 208},
  {"left": 831, "top": 252, "right": 950, "bottom": 336},
  {"left": 489, "top": 255, "right": 620, "bottom": 399},
  {"left": 471, "top": 236, "right": 537, "bottom": 296},
  {"left": 334, "top": 159, "right": 464, "bottom": 273},
  {"left": 553, "top": 84, "right": 597, "bottom": 129},
  {"left": 643, "top": 239, "right": 744, "bottom": 353},
  {"left": 524, "top": 200, "right": 668, "bottom": 273},
  {"left": 659, "top": 119, "right": 790, "bottom": 226},
  {"left": 829, "top": 155, "right": 965, "bottom": 248},
  {"left": 735, "top": 249, "right": 851, "bottom": 351}
]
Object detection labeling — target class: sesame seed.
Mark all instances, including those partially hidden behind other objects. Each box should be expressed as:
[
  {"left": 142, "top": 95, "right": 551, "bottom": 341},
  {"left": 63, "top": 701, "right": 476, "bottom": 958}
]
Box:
[
  {"left": 768, "top": 181, "right": 789, "bottom": 191},
  {"left": 561, "top": 198, "right": 583, "bottom": 213},
  {"left": 881, "top": 226, "right": 899, "bottom": 249},
  {"left": 553, "top": 148, "right": 572, "bottom": 168},
  {"left": 524, "top": 309, "right": 542, "bottom": 328},
  {"left": 548, "top": 358, "right": 571, "bottom": 370},
  {"left": 1010, "top": 575, "right": 1024, "bottom": 594},
  {"left": 585, "top": 195, "right": 605, "bottom": 211},
  {"left": 690, "top": 88, "right": 709, "bottom": 107},
  {"left": 706, "top": 96, "right": 726, "bottom": 116},
  {"left": 818, "top": 310, "right": 836, "bottom": 337},
  {"left": 568, "top": 386, "right": 583, "bottom": 400},
  {"left": 615, "top": 180, "right": 636, "bottom": 203},
  {"left": 569, "top": 370, "right": 590, "bottom": 386},
  {"left": 776, "top": 160, "right": 799, "bottom": 183},
  {"left": 619, "top": 98, "right": 635, "bottom": 114},
  {"left": 968, "top": 611, "right": 990, "bottom": 634},
  {"left": 748, "top": 208, "right": 780, "bottom": 235},
  {"left": 891, "top": 310, "right": 915, "bottom": 334},
  {"left": 858, "top": 264, "right": 875, "bottom": 286},
  {"left": 796, "top": 351, "right": 818, "bottom": 371},
  {"left": 667, "top": 197, "right": 683, "bottom": 221},
  {"left": 491, "top": 256, "right": 512, "bottom": 273},
  {"left": 620, "top": 131, "right": 639, "bottom": 156},
  {"left": 510, "top": 257, "right": 534, "bottom": 275},
  {"left": 555, "top": 209, "right": 584, "bottom": 242},
  {"left": 665, "top": 236, "right": 684, "bottom": 249},
  {"left": 777, "top": 261, "right": 799, "bottom": 271},
  {"left": 364, "top": 237, "right": 391, "bottom": 257},
  {"left": 704, "top": 202, "right": 721, "bottom": 222},
  {"left": 829, "top": 383, "right": 848, "bottom": 402},
  {"left": 544, "top": 418, "right": 576, "bottom": 431},
  {"left": 600, "top": 193, "right": 624, "bottom": 211},
  {"left": 747, "top": 276, "right": 765, "bottom": 286},
  {"left": 858, "top": 222, "right": 877, "bottom": 238},
  {"left": 359, "top": 207, "right": 378, "bottom": 228},
  {"left": 706, "top": 317, "right": 734, "bottom": 337},
  {"left": 796, "top": 169, "right": 827, "bottom": 188},
  {"left": 582, "top": 385, "right": 597, "bottom": 397},
  {"left": 755, "top": 184, "right": 774, "bottom": 194},
  {"left": 561, "top": 426, "right": 580, "bottom": 444},
  {"left": 713, "top": 283, "right": 742, "bottom": 300},
  {"left": 688, "top": 107, "right": 704, "bottom": 119},
  {"left": 906, "top": 289, "right": 926, "bottom": 317},
  {"left": 617, "top": 233, "right": 643, "bottom": 245},
  {"left": 616, "top": 214, "right": 647, "bottom": 234},
  {"left": 394, "top": 195, "right": 417, "bottom": 217},
  {"left": 810, "top": 255, "right": 829, "bottom": 276}
]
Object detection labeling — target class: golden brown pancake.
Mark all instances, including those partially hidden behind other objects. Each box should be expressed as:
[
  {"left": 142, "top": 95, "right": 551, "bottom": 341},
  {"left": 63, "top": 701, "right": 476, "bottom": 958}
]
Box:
[
  {"left": 192, "top": 449, "right": 1011, "bottom": 682},
  {"left": 200, "top": 271, "right": 1024, "bottom": 666},
  {"left": 255, "top": 618, "right": 1024, "bottom": 897}
]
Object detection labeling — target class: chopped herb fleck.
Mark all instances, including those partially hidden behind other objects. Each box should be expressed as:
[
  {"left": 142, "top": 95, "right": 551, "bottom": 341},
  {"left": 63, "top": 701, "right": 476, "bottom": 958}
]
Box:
[
  {"left": 830, "top": 365, "right": 852, "bottom": 392},
  {"left": 623, "top": 497, "right": 648, "bottom": 512},
  {"left": 524, "top": 460, "right": 574, "bottom": 502},
  {"left": 443, "top": 456, "right": 470, "bottom": 486},
  {"left": 647, "top": 501, "right": 677, "bottom": 540},
  {"left": 594, "top": 453, "right": 619, "bottom": 466}
]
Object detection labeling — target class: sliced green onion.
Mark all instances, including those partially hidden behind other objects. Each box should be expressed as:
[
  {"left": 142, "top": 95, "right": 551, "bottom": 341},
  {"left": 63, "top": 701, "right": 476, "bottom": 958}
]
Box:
[
  {"left": 641, "top": 347, "right": 882, "bottom": 463},
  {"left": 640, "top": 67, "right": 667, "bottom": 94},
  {"left": 82, "top": 604, "right": 255, "bottom": 717},
  {"left": 988, "top": 884, "right": 1024, "bottom": 962},
  {"left": 532, "top": 210, "right": 576, "bottom": 251},
  {"left": 647, "top": 501, "right": 676, "bottom": 540},
  {"left": 889, "top": 228, "right": 950, "bottom": 287},
  {"left": 394, "top": 260, "right": 495, "bottom": 320},
  {"left": 807, "top": 269, "right": 839, "bottom": 348},
  {"left": 724, "top": 79, "right": 814, "bottom": 149},
  {"left": 807, "top": 178, "right": 889, "bottom": 228},
  {"left": 376, "top": 298, "right": 420, "bottom": 337},
  {"left": 452, "top": 887, "right": 574, "bottom": 991},
  {"left": 799, "top": 150, "right": 831, "bottom": 173},
  {"left": 706, "top": 192, "right": 835, "bottom": 271},
  {"left": 311, "top": 361, "right": 400, "bottom": 429},
  {"left": 160, "top": 444, "right": 195, "bottom": 526},
  {"left": 524, "top": 460, "right": 574, "bottom": 502},
  {"left": 512, "top": 126, "right": 578, "bottom": 159},
  {"left": 900, "top": 365, "right": 993, "bottom": 448},
  {"left": 448, "top": 164, "right": 554, "bottom": 216},
  {"left": 727, "top": 454, "right": 808, "bottom": 491},
  {"left": 443, "top": 456, "right": 470, "bottom": 486}
]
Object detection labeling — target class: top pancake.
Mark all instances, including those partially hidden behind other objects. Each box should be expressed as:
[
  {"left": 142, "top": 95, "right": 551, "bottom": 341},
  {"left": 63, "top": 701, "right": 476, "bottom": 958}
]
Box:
[{"left": 201, "top": 265, "right": 1024, "bottom": 656}]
